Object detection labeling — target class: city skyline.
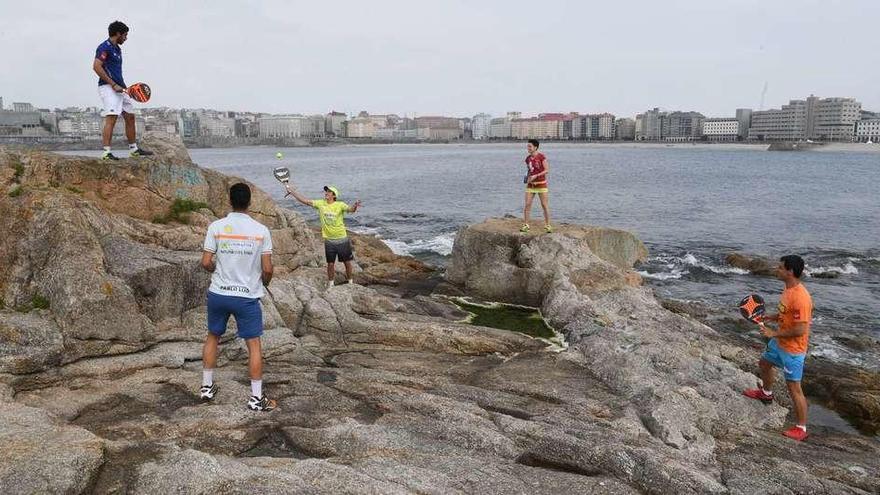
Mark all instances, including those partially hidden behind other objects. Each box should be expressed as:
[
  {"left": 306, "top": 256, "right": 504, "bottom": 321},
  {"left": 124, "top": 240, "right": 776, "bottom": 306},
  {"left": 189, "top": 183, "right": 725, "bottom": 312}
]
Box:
[
  {"left": 2, "top": 1, "right": 879, "bottom": 117},
  {"left": 4, "top": 92, "right": 877, "bottom": 144},
  {"left": 2, "top": 92, "right": 876, "bottom": 122}
]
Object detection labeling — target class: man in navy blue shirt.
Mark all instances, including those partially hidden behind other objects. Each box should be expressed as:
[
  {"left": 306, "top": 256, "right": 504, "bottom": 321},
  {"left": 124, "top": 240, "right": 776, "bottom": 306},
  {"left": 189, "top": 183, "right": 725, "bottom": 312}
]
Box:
[{"left": 93, "top": 21, "right": 152, "bottom": 160}]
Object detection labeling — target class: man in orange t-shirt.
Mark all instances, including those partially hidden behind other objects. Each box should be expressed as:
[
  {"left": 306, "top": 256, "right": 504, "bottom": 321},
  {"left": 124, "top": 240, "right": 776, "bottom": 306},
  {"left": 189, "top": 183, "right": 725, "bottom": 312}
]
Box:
[{"left": 743, "top": 255, "right": 813, "bottom": 441}]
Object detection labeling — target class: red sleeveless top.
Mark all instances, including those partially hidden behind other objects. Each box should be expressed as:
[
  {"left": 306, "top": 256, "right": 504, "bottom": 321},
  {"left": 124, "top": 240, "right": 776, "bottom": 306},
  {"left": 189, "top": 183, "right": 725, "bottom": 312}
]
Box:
[{"left": 525, "top": 153, "right": 548, "bottom": 188}]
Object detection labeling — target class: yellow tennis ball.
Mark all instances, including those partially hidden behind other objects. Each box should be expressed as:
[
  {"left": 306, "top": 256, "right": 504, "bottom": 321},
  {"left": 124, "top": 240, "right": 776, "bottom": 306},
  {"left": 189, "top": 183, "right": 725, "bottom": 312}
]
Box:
[{"left": 275, "top": 152, "right": 283, "bottom": 159}]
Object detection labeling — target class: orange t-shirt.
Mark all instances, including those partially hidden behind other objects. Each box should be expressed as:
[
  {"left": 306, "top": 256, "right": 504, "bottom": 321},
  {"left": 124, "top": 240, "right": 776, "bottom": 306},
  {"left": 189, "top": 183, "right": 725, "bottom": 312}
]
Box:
[{"left": 776, "top": 283, "right": 812, "bottom": 354}]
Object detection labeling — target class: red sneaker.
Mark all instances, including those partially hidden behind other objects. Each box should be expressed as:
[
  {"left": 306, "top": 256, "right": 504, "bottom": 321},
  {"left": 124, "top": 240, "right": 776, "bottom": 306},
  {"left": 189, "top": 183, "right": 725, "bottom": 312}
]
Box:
[
  {"left": 783, "top": 426, "right": 808, "bottom": 441},
  {"left": 743, "top": 388, "right": 774, "bottom": 404}
]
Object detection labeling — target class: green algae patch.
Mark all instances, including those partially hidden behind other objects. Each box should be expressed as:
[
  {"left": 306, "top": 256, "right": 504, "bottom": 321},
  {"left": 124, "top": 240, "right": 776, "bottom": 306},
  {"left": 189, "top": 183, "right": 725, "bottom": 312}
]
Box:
[{"left": 450, "top": 297, "right": 565, "bottom": 349}]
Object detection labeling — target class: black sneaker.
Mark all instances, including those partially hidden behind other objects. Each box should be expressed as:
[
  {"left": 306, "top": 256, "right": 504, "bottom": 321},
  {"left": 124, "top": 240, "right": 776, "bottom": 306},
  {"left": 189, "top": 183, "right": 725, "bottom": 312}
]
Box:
[
  {"left": 247, "top": 395, "right": 277, "bottom": 412},
  {"left": 102, "top": 152, "right": 120, "bottom": 161},
  {"left": 199, "top": 383, "right": 218, "bottom": 401},
  {"left": 130, "top": 148, "right": 154, "bottom": 157}
]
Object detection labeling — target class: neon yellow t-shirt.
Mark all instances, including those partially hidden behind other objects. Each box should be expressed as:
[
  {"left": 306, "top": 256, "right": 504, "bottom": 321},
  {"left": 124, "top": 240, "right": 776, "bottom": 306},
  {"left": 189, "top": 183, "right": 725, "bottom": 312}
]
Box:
[{"left": 312, "top": 199, "right": 349, "bottom": 239}]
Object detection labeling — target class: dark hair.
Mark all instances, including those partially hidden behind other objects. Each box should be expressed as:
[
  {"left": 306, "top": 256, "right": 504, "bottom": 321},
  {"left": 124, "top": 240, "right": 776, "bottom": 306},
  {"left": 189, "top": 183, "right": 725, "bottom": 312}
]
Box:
[
  {"left": 528, "top": 139, "right": 540, "bottom": 148},
  {"left": 780, "top": 255, "right": 805, "bottom": 278},
  {"left": 108, "top": 21, "right": 129, "bottom": 37},
  {"left": 230, "top": 183, "right": 251, "bottom": 210}
]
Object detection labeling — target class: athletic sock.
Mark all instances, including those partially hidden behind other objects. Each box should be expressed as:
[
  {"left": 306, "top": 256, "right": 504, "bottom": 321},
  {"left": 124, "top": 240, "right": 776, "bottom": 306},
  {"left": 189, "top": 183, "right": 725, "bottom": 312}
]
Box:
[
  {"left": 796, "top": 424, "right": 807, "bottom": 432},
  {"left": 762, "top": 388, "right": 773, "bottom": 396},
  {"left": 202, "top": 369, "right": 214, "bottom": 387},
  {"left": 251, "top": 379, "right": 262, "bottom": 398},
  {"left": 129, "top": 143, "right": 138, "bottom": 151},
  {"left": 103, "top": 146, "right": 111, "bottom": 154}
]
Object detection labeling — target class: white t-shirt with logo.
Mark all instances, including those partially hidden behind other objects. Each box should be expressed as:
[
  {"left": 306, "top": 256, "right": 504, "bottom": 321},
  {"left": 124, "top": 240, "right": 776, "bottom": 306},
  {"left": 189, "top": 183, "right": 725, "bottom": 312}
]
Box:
[{"left": 203, "top": 212, "right": 273, "bottom": 299}]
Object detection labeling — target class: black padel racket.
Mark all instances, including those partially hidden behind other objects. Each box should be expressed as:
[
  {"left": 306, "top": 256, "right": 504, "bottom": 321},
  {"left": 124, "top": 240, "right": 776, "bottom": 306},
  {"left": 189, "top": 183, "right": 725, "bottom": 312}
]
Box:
[{"left": 738, "top": 294, "right": 766, "bottom": 323}]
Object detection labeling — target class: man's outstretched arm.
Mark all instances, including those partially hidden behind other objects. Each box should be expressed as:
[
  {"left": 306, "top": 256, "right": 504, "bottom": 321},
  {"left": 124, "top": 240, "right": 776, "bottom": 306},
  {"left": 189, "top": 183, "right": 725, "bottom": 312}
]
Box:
[{"left": 285, "top": 184, "right": 314, "bottom": 207}]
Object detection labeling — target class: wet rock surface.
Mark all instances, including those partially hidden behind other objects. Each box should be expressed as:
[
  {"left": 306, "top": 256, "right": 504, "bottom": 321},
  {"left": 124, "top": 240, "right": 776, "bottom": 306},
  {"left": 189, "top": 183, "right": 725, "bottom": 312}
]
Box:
[
  {"left": 725, "top": 252, "right": 776, "bottom": 276},
  {"left": 0, "top": 138, "right": 878, "bottom": 494}
]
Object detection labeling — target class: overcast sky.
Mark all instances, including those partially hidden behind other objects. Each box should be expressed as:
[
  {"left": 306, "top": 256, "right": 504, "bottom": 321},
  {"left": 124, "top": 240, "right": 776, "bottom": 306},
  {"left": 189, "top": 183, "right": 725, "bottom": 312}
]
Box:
[{"left": 1, "top": 0, "right": 878, "bottom": 118}]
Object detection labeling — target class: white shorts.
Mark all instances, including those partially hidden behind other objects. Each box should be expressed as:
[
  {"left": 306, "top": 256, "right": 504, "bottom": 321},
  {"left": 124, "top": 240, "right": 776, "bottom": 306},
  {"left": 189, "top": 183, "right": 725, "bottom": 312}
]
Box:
[{"left": 98, "top": 84, "right": 135, "bottom": 116}]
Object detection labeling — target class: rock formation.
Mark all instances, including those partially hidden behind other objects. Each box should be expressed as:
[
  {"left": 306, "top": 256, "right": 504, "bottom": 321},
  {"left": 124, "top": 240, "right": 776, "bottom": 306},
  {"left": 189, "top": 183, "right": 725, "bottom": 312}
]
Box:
[{"left": 0, "top": 134, "right": 878, "bottom": 494}]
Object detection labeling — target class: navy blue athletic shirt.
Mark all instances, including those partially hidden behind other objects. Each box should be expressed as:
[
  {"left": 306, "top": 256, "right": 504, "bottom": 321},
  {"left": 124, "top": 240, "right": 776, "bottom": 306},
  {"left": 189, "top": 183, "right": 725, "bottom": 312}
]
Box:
[{"left": 95, "top": 39, "right": 125, "bottom": 87}]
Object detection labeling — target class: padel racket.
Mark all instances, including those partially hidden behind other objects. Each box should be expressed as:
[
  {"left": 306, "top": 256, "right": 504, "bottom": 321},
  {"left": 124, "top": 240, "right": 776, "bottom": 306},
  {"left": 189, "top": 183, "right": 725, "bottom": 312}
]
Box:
[
  {"left": 738, "top": 294, "right": 765, "bottom": 323},
  {"left": 273, "top": 167, "right": 290, "bottom": 184},
  {"left": 127, "top": 82, "right": 151, "bottom": 103},
  {"left": 273, "top": 167, "right": 291, "bottom": 197}
]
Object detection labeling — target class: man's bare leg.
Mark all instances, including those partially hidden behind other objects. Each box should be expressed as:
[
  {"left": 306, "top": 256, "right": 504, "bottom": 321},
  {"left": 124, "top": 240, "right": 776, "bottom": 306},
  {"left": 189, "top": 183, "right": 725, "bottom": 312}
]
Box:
[
  {"left": 786, "top": 380, "right": 808, "bottom": 426},
  {"left": 123, "top": 112, "right": 136, "bottom": 145},
  {"left": 326, "top": 261, "right": 336, "bottom": 282},
  {"left": 102, "top": 115, "right": 118, "bottom": 147},
  {"left": 343, "top": 260, "right": 354, "bottom": 282}
]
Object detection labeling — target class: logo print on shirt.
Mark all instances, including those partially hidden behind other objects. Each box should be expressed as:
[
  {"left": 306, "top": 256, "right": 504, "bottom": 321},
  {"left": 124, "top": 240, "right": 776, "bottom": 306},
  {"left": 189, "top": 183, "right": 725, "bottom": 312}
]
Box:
[{"left": 223, "top": 225, "right": 234, "bottom": 233}]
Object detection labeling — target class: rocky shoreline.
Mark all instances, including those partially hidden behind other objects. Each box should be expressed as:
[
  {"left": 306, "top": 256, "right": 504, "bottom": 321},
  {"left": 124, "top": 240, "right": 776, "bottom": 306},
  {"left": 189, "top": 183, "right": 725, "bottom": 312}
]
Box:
[{"left": 1, "top": 133, "right": 878, "bottom": 494}]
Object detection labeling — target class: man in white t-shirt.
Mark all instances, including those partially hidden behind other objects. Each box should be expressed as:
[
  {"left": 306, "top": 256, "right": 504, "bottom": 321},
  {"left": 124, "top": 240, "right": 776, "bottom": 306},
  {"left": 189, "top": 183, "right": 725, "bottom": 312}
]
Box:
[{"left": 199, "top": 183, "right": 276, "bottom": 412}]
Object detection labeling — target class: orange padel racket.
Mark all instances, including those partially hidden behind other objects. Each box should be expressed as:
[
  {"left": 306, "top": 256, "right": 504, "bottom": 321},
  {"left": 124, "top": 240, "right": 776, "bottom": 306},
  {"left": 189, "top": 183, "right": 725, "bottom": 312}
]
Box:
[{"left": 127, "top": 82, "right": 151, "bottom": 103}]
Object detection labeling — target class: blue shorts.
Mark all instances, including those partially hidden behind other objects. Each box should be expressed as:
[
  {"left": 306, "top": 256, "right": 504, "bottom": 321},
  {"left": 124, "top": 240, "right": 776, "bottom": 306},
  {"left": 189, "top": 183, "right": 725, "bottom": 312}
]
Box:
[
  {"left": 761, "top": 338, "right": 806, "bottom": 382},
  {"left": 206, "top": 291, "right": 263, "bottom": 339}
]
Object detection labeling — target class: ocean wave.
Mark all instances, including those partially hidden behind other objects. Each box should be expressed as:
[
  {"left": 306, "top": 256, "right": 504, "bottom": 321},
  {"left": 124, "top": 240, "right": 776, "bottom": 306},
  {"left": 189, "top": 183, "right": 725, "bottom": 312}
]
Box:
[
  {"left": 383, "top": 233, "right": 456, "bottom": 257},
  {"left": 648, "top": 253, "right": 748, "bottom": 276},
  {"left": 680, "top": 253, "right": 750, "bottom": 275},
  {"left": 350, "top": 226, "right": 381, "bottom": 236},
  {"left": 637, "top": 269, "right": 689, "bottom": 280},
  {"left": 809, "top": 340, "right": 870, "bottom": 369},
  {"left": 805, "top": 262, "right": 859, "bottom": 277}
]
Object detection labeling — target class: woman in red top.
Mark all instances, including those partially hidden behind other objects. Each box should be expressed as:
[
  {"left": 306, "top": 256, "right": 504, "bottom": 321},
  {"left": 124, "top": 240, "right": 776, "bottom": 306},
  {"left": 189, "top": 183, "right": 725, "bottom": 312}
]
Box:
[{"left": 521, "top": 139, "right": 552, "bottom": 233}]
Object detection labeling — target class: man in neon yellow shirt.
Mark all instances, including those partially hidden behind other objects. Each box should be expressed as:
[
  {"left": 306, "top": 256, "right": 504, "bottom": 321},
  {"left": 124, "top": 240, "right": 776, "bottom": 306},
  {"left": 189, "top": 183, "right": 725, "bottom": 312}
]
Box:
[{"left": 286, "top": 184, "right": 361, "bottom": 286}]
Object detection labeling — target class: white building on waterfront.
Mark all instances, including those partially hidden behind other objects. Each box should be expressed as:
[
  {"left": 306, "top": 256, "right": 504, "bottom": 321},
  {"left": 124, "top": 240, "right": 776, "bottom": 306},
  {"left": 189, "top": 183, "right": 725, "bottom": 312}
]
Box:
[
  {"left": 663, "top": 111, "right": 705, "bottom": 141},
  {"left": 749, "top": 95, "right": 861, "bottom": 141},
  {"left": 472, "top": 113, "right": 492, "bottom": 139},
  {"left": 12, "top": 102, "right": 34, "bottom": 113},
  {"left": 856, "top": 119, "right": 880, "bottom": 143},
  {"left": 258, "top": 115, "right": 307, "bottom": 138},
  {"left": 702, "top": 118, "right": 740, "bottom": 141},
  {"left": 57, "top": 113, "right": 145, "bottom": 137},
  {"left": 306, "top": 115, "right": 325, "bottom": 137},
  {"left": 635, "top": 108, "right": 665, "bottom": 140},
  {"left": 573, "top": 113, "right": 615, "bottom": 140}
]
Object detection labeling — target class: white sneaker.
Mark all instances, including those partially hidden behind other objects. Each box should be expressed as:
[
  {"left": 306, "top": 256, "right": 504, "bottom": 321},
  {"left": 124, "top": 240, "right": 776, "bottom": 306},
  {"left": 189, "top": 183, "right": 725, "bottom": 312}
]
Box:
[
  {"left": 199, "top": 383, "right": 218, "bottom": 401},
  {"left": 247, "top": 395, "right": 277, "bottom": 412}
]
